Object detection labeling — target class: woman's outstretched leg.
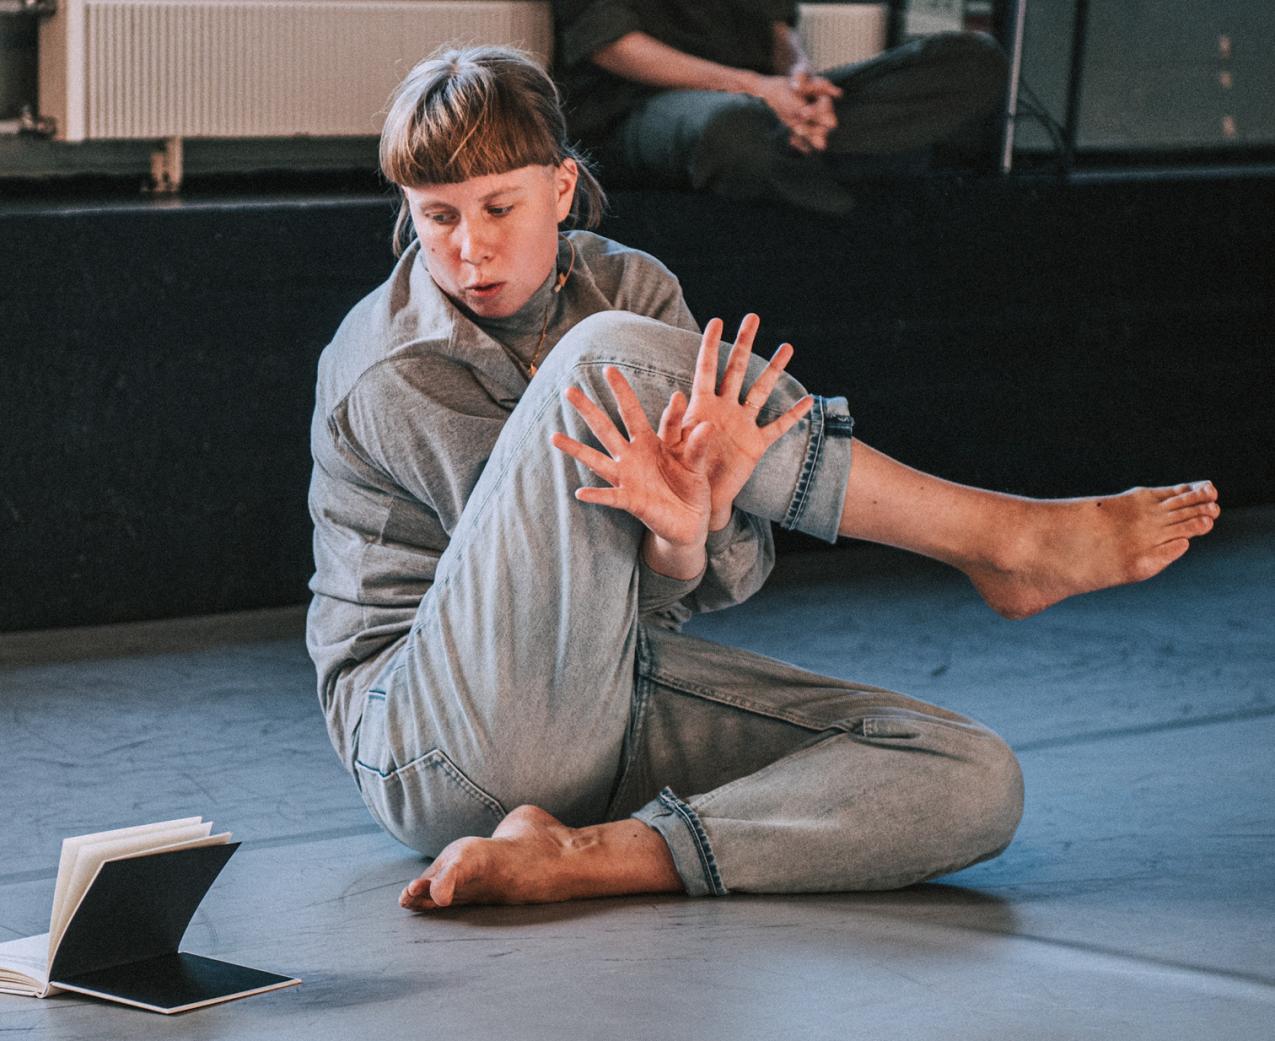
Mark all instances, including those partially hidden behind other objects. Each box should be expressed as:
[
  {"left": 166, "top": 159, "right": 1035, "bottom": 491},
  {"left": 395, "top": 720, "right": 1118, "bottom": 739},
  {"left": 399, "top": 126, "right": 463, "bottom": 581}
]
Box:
[
  {"left": 835, "top": 440, "right": 1219, "bottom": 619},
  {"left": 679, "top": 312, "right": 1219, "bottom": 617}
]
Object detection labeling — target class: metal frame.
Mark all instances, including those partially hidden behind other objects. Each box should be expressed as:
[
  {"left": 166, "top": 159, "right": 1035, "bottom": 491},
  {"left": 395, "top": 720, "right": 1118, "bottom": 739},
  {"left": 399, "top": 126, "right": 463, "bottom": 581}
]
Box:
[{"left": 998, "top": 0, "right": 1030, "bottom": 172}]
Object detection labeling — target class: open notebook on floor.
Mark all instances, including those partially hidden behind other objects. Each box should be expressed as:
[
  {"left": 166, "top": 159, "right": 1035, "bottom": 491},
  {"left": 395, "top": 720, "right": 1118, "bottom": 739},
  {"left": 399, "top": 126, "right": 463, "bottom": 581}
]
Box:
[{"left": 0, "top": 818, "right": 299, "bottom": 1013}]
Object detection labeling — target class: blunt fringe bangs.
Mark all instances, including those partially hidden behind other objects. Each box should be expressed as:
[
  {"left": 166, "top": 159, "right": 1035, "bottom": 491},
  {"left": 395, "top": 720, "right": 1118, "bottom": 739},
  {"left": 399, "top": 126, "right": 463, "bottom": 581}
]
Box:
[{"left": 381, "top": 45, "right": 606, "bottom": 254}]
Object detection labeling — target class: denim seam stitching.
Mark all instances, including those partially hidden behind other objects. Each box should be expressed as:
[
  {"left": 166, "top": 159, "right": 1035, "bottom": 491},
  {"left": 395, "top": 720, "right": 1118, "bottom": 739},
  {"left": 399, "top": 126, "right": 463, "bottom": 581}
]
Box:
[
  {"left": 573, "top": 358, "right": 790, "bottom": 421},
  {"left": 782, "top": 394, "right": 826, "bottom": 531},
  {"left": 604, "top": 627, "right": 656, "bottom": 820},
  {"left": 657, "top": 787, "right": 728, "bottom": 897},
  {"left": 645, "top": 667, "right": 848, "bottom": 733},
  {"left": 858, "top": 713, "right": 998, "bottom": 739}
]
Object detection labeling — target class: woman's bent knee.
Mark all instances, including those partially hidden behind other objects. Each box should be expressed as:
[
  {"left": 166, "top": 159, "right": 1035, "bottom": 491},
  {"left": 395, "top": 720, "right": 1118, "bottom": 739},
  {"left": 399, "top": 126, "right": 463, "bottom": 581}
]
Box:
[
  {"left": 542, "top": 310, "right": 701, "bottom": 381},
  {"left": 967, "top": 731, "right": 1025, "bottom": 859}
]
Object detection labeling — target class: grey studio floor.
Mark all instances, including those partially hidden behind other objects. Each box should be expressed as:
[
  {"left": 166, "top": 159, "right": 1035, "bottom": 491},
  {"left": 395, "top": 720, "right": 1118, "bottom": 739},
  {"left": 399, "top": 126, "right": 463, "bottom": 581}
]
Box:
[{"left": 1, "top": 507, "right": 1273, "bottom": 1041}]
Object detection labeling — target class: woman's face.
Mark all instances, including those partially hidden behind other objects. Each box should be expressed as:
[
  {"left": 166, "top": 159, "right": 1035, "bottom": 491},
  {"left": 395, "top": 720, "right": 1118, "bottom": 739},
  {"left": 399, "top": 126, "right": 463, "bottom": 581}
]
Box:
[{"left": 405, "top": 161, "right": 579, "bottom": 319}]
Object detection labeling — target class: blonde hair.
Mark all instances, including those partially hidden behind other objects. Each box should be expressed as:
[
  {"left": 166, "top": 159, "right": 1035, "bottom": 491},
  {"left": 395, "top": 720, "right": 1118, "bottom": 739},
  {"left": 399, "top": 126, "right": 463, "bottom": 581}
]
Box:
[{"left": 380, "top": 45, "right": 606, "bottom": 255}]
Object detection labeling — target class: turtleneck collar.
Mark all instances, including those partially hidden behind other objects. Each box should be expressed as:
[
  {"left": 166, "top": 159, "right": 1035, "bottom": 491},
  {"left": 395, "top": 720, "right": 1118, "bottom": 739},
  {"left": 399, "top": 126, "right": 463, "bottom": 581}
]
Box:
[
  {"left": 465, "top": 267, "right": 558, "bottom": 342},
  {"left": 451, "top": 237, "right": 573, "bottom": 374}
]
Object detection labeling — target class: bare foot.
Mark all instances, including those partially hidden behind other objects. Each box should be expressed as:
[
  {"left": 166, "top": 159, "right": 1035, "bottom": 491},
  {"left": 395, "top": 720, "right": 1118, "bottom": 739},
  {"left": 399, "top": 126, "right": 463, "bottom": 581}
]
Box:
[
  {"left": 967, "top": 481, "right": 1220, "bottom": 620},
  {"left": 399, "top": 805, "right": 683, "bottom": 911}
]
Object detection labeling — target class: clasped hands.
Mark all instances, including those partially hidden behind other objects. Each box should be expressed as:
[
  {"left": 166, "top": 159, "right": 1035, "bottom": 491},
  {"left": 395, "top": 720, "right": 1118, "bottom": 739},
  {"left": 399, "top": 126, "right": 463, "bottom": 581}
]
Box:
[
  {"left": 753, "top": 68, "right": 842, "bottom": 154},
  {"left": 550, "top": 314, "right": 813, "bottom": 562}
]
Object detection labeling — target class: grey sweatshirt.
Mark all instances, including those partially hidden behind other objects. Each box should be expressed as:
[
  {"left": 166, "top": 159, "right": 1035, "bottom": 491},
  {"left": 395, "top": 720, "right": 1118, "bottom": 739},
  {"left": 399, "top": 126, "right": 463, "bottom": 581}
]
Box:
[{"left": 307, "top": 231, "right": 775, "bottom": 766}]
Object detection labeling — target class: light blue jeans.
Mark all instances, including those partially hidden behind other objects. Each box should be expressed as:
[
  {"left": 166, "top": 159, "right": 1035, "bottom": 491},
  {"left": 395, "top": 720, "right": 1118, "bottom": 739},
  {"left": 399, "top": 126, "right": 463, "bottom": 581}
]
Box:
[{"left": 353, "top": 312, "right": 1023, "bottom": 895}]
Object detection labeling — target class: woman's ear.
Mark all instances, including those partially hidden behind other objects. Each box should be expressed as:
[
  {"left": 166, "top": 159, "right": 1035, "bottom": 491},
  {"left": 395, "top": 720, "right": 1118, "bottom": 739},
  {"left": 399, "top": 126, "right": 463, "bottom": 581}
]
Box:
[{"left": 554, "top": 158, "right": 580, "bottom": 223}]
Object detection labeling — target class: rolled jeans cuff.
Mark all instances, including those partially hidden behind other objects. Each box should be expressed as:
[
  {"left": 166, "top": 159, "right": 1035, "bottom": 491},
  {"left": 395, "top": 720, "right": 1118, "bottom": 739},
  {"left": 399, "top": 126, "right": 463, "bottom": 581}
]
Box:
[
  {"left": 779, "top": 394, "right": 854, "bottom": 543},
  {"left": 632, "top": 787, "right": 729, "bottom": 897}
]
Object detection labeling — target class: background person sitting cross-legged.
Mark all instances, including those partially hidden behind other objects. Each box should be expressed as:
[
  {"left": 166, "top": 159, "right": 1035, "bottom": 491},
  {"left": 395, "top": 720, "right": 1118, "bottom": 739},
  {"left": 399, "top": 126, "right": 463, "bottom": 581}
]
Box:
[{"left": 551, "top": 0, "right": 1008, "bottom": 215}]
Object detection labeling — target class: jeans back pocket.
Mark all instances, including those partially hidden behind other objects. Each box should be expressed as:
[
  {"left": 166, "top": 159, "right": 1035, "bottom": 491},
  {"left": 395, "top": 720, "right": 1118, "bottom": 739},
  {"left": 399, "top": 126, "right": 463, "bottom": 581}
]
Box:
[{"left": 354, "top": 690, "right": 507, "bottom": 856}]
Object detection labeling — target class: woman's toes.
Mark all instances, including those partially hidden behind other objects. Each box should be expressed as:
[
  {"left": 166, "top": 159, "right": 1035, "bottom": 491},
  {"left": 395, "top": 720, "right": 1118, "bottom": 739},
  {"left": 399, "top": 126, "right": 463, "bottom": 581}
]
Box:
[
  {"left": 1167, "top": 514, "right": 1214, "bottom": 539},
  {"left": 1162, "top": 489, "right": 1202, "bottom": 509},
  {"left": 1134, "top": 538, "right": 1191, "bottom": 581},
  {"left": 1161, "top": 486, "right": 1220, "bottom": 513}
]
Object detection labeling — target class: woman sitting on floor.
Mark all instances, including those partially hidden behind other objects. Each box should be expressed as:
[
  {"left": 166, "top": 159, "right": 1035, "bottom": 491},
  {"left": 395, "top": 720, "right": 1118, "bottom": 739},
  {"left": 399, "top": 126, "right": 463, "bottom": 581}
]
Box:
[{"left": 305, "top": 46, "right": 1219, "bottom": 909}]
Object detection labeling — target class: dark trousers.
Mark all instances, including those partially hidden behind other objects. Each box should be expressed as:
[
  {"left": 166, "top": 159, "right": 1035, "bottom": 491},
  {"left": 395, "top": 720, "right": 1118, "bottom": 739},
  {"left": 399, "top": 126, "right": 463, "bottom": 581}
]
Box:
[{"left": 592, "top": 32, "right": 1008, "bottom": 215}]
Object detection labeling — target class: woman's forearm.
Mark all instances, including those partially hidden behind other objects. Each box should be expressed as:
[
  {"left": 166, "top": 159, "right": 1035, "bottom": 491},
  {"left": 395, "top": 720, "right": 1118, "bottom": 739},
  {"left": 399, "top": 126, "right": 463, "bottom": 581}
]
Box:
[{"left": 591, "top": 31, "right": 762, "bottom": 94}]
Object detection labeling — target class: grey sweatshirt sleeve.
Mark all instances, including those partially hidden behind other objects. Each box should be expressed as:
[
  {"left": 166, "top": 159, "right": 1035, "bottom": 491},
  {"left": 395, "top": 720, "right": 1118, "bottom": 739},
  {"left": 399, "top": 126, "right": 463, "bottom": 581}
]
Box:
[
  {"left": 691, "top": 508, "right": 775, "bottom": 612},
  {"left": 638, "top": 508, "right": 775, "bottom": 629},
  {"left": 613, "top": 252, "right": 701, "bottom": 336},
  {"left": 333, "top": 353, "right": 509, "bottom": 537}
]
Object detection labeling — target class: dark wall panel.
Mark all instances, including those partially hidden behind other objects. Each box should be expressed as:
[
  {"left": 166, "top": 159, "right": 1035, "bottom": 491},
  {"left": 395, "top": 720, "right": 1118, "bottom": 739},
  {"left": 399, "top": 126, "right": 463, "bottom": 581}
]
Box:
[{"left": 1, "top": 199, "right": 395, "bottom": 630}]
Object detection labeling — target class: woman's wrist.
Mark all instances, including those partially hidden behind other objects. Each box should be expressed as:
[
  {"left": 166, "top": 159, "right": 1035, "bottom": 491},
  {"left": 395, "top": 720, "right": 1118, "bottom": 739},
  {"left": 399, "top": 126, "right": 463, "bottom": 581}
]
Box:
[
  {"left": 709, "top": 505, "right": 734, "bottom": 533},
  {"left": 641, "top": 530, "right": 707, "bottom": 581}
]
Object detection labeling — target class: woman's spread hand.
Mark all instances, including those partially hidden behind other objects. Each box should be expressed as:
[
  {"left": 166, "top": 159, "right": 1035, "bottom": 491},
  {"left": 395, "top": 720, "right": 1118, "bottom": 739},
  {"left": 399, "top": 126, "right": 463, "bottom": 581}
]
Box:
[
  {"left": 552, "top": 366, "right": 715, "bottom": 551},
  {"left": 681, "top": 315, "right": 813, "bottom": 531}
]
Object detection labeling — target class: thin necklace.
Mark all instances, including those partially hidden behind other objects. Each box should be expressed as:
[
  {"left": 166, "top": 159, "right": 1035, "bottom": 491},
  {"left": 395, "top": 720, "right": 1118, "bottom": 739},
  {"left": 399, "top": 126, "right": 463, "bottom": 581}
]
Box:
[{"left": 527, "top": 235, "right": 577, "bottom": 378}]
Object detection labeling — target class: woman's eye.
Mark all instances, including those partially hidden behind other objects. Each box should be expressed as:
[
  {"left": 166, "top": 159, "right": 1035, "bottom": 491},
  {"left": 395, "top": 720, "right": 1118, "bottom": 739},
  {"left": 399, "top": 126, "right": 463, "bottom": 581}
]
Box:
[{"left": 488, "top": 205, "right": 513, "bottom": 217}]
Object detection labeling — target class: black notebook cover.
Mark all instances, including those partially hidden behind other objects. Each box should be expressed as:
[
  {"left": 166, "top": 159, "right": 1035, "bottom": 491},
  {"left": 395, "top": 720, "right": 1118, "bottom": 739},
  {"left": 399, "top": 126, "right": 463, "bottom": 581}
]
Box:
[
  {"left": 47, "top": 843, "right": 299, "bottom": 1013},
  {"left": 54, "top": 951, "right": 297, "bottom": 1014}
]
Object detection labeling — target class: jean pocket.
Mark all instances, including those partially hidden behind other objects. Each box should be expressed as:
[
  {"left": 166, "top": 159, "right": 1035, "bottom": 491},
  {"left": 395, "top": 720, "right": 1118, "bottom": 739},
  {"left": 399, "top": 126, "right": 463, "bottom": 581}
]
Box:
[{"left": 353, "top": 692, "right": 507, "bottom": 855}]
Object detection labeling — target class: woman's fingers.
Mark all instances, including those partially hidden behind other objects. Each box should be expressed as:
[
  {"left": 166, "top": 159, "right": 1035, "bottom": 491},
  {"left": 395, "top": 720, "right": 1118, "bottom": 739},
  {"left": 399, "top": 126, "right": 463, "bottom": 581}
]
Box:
[
  {"left": 575, "top": 485, "right": 628, "bottom": 511},
  {"left": 759, "top": 395, "right": 813, "bottom": 449},
  {"left": 693, "top": 318, "right": 725, "bottom": 400},
  {"left": 721, "top": 313, "right": 760, "bottom": 398},
  {"left": 788, "top": 130, "right": 816, "bottom": 154},
  {"left": 682, "top": 420, "right": 715, "bottom": 472},
  {"left": 742, "top": 341, "right": 795, "bottom": 412},
  {"left": 550, "top": 432, "right": 618, "bottom": 484},
  {"left": 604, "top": 367, "right": 654, "bottom": 439},
  {"left": 658, "top": 391, "right": 687, "bottom": 444},
  {"left": 563, "top": 384, "right": 627, "bottom": 457},
  {"left": 806, "top": 76, "right": 843, "bottom": 100}
]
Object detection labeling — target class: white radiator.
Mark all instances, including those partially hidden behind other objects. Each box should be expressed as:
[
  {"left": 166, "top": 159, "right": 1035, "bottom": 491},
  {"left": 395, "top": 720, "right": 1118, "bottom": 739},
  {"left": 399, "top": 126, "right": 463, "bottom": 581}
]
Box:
[
  {"left": 38, "top": 0, "right": 886, "bottom": 143},
  {"left": 39, "top": 0, "right": 554, "bottom": 141},
  {"left": 799, "top": 3, "right": 889, "bottom": 73}
]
